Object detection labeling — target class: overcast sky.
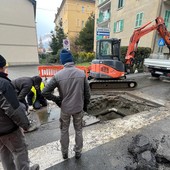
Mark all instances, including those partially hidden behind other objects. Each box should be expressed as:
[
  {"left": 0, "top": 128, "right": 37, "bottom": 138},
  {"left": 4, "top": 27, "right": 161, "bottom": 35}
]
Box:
[{"left": 36, "top": 0, "right": 62, "bottom": 41}]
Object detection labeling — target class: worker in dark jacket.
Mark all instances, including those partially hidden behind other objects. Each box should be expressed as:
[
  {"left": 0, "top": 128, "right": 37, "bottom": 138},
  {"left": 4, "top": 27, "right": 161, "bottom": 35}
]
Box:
[
  {"left": 42, "top": 49, "right": 91, "bottom": 160},
  {"left": 27, "top": 77, "right": 47, "bottom": 110},
  {"left": 12, "top": 76, "right": 44, "bottom": 111},
  {"left": 0, "top": 55, "right": 39, "bottom": 170}
]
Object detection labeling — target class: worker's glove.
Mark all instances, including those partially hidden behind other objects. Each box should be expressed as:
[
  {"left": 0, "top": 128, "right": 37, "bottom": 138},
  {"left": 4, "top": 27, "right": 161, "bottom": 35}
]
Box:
[
  {"left": 54, "top": 96, "right": 62, "bottom": 107},
  {"left": 28, "top": 106, "right": 34, "bottom": 111}
]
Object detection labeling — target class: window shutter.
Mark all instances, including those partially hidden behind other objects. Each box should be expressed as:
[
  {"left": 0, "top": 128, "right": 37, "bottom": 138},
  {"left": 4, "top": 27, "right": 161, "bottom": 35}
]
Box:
[
  {"left": 139, "top": 13, "right": 143, "bottom": 26},
  {"left": 120, "top": 20, "right": 124, "bottom": 31},
  {"left": 165, "top": 10, "right": 169, "bottom": 27},
  {"left": 135, "top": 13, "right": 139, "bottom": 27},
  {"left": 113, "top": 22, "right": 117, "bottom": 33}
]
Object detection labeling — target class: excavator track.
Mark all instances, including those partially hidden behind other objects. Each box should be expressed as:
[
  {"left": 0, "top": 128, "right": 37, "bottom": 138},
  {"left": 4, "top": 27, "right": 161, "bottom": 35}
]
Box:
[{"left": 89, "top": 79, "right": 137, "bottom": 90}]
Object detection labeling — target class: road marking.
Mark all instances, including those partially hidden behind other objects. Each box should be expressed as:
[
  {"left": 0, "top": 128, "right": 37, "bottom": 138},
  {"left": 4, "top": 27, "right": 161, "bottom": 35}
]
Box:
[{"left": 0, "top": 106, "right": 169, "bottom": 169}]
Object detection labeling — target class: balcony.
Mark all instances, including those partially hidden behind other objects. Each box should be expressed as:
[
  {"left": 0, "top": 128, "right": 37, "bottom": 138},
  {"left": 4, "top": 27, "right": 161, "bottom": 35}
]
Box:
[
  {"left": 98, "top": 0, "right": 111, "bottom": 11},
  {"left": 97, "top": 10, "right": 110, "bottom": 27}
]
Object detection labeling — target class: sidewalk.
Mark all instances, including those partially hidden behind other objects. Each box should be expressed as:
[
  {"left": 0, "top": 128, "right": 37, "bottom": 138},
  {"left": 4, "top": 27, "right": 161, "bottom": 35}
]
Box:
[{"left": 0, "top": 102, "right": 166, "bottom": 170}]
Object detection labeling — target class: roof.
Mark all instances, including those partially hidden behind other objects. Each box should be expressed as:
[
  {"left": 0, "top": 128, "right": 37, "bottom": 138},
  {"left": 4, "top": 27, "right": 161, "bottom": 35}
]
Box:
[
  {"left": 28, "top": 0, "right": 36, "bottom": 19},
  {"left": 54, "top": 0, "right": 95, "bottom": 22}
]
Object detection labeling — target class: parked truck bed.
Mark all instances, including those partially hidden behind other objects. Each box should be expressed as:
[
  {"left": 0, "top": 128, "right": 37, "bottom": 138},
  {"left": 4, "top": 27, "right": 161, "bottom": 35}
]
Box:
[{"left": 144, "top": 53, "right": 170, "bottom": 77}]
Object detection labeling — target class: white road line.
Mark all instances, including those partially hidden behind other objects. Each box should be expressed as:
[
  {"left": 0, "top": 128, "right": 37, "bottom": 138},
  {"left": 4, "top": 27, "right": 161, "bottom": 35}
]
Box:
[{"left": 0, "top": 106, "right": 169, "bottom": 170}]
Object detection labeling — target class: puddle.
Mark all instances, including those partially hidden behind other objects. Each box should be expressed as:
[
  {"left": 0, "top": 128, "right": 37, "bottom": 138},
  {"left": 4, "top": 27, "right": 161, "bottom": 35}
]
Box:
[
  {"left": 35, "top": 104, "right": 60, "bottom": 125},
  {"left": 87, "top": 93, "right": 161, "bottom": 121}
]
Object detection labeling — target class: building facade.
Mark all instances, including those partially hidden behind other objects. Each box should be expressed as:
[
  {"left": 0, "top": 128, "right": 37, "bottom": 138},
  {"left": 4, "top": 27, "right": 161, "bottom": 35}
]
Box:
[
  {"left": 0, "top": 0, "right": 39, "bottom": 66},
  {"left": 54, "top": 0, "right": 95, "bottom": 47},
  {"left": 95, "top": 0, "right": 170, "bottom": 53}
]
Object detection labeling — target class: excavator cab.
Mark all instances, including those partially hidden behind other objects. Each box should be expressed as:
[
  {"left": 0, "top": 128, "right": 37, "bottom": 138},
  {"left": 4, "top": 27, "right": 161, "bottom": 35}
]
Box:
[
  {"left": 89, "top": 38, "right": 125, "bottom": 80},
  {"left": 96, "top": 38, "right": 120, "bottom": 60}
]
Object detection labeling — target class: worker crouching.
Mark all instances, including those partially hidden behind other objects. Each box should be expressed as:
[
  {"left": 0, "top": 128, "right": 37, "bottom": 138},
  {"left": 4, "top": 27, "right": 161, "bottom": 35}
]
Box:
[{"left": 27, "top": 77, "right": 47, "bottom": 110}]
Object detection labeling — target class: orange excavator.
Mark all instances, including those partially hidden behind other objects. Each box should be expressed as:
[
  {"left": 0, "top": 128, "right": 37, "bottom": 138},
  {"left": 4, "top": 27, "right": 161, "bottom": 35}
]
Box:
[{"left": 88, "top": 16, "right": 170, "bottom": 89}]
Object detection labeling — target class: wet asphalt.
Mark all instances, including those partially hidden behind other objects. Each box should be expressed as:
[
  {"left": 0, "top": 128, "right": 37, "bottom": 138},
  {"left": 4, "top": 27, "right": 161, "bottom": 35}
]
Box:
[{"left": 7, "top": 65, "right": 170, "bottom": 170}]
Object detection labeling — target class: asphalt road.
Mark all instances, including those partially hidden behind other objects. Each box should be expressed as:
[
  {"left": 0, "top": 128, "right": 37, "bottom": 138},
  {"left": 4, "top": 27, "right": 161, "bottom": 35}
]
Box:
[{"left": 5, "top": 66, "right": 170, "bottom": 170}]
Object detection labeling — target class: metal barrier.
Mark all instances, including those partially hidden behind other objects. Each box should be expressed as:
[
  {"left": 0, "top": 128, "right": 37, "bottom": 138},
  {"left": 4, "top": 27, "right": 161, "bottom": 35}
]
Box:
[{"left": 38, "top": 65, "right": 89, "bottom": 78}]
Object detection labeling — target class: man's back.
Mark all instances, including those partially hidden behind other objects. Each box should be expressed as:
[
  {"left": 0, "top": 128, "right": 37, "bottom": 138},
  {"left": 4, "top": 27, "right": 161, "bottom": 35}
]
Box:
[
  {"left": 11, "top": 77, "right": 33, "bottom": 100},
  {"left": 55, "top": 63, "right": 86, "bottom": 114}
]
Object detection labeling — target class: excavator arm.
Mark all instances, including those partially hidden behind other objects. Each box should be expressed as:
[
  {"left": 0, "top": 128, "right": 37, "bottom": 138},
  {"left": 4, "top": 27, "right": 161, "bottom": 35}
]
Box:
[{"left": 125, "top": 16, "right": 170, "bottom": 65}]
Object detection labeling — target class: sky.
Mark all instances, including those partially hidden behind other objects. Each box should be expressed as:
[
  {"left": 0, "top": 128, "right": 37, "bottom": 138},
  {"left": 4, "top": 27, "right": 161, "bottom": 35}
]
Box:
[{"left": 36, "top": 0, "right": 62, "bottom": 43}]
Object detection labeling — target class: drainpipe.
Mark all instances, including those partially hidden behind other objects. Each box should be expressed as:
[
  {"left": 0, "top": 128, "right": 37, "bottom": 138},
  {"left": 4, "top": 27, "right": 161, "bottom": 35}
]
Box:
[{"left": 152, "top": 0, "right": 162, "bottom": 53}]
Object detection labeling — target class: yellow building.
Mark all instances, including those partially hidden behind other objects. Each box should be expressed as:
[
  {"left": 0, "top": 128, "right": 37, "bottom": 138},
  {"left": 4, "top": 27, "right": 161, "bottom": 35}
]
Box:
[{"left": 54, "top": 0, "right": 95, "bottom": 47}]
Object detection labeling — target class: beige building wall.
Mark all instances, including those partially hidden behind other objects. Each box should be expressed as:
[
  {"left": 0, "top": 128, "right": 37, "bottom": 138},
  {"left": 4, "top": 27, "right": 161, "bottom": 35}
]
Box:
[
  {"left": 110, "top": 0, "right": 161, "bottom": 48},
  {"left": 95, "top": 0, "right": 170, "bottom": 54},
  {"left": 0, "top": 0, "right": 39, "bottom": 66},
  {"left": 55, "top": 0, "right": 95, "bottom": 45}
]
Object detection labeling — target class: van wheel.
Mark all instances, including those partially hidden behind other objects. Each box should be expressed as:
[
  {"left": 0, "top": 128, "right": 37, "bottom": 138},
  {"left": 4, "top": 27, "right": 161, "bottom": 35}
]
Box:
[{"left": 151, "top": 73, "right": 160, "bottom": 77}]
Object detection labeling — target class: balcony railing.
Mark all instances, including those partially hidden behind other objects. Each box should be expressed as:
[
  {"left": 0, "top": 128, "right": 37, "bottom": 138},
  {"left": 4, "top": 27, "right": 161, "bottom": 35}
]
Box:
[{"left": 98, "top": 0, "right": 110, "bottom": 6}]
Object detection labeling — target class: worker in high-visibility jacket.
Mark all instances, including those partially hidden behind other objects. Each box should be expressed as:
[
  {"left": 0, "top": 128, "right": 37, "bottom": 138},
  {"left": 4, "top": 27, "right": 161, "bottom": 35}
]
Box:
[{"left": 27, "top": 77, "right": 47, "bottom": 110}]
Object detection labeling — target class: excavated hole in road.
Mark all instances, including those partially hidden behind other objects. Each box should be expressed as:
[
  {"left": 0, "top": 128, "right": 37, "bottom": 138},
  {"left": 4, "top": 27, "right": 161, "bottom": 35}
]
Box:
[
  {"left": 35, "top": 92, "right": 161, "bottom": 125},
  {"left": 87, "top": 93, "right": 160, "bottom": 121}
]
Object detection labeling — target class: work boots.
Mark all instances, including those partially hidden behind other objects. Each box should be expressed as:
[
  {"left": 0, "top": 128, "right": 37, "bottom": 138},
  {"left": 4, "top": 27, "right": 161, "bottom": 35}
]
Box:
[
  {"left": 30, "top": 164, "right": 40, "bottom": 170},
  {"left": 62, "top": 152, "right": 68, "bottom": 159},
  {"left": 75, "top": 152, "right": 81, "bottom": 159}
]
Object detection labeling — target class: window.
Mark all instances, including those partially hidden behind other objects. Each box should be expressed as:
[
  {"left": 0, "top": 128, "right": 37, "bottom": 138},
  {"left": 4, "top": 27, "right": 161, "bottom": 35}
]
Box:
[
  {"left": 82, "top": 6, "right": 85, "bottom": 13},
  {"left": 113, "top": 20, "right": 124, "bottom": 33},
  {"left": 118, "top": 0, "right": 124, "bottom": 9},
  {"left": 82, "top": 21, "right": 84, "bottom": 28},
  {"left": 165, "top": 10, "right": 170, "bottom": 31},
  {"left": 135, "top": 12, "right": 143, "bottom": 28},
  {"left": 77, "top": 19, "right": 80, "bottom": 27}
]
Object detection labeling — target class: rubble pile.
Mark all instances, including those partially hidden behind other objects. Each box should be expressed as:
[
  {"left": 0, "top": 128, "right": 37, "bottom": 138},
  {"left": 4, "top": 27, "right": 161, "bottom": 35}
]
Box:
[{"left": 126, "top": 134, "right": 170, "bottom": 170}]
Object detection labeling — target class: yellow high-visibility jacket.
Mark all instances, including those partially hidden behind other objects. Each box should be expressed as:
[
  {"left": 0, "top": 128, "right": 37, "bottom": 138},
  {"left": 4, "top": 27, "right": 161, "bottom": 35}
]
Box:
[{"left": 31, "top": 82, "right": 45, "bottom": 104}]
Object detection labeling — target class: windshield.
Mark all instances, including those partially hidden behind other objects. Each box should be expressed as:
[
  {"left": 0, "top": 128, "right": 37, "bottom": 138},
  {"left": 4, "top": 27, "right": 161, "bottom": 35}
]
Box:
[{"left": 101, "top": 41, "right": 112, "bottom": 55}]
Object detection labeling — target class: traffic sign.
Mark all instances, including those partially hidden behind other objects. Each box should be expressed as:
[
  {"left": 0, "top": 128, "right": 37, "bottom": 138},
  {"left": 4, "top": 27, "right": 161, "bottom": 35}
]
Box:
[
  {"left": 63, "top": 39, "right": 70, "bottom": 50},
  {"left": 158, "top": 38, "right": 165, "bottom": 47},
  {"left": 96, "top": 27, "right": 110, "bottom": 37}
]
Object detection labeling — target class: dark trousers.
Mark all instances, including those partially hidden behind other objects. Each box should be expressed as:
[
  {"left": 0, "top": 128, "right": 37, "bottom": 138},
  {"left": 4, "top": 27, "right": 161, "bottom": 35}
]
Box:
[
  {"left": 0, "top": 128, "right": 30, "bottom": 170},
  {"left": 33, "top": 98, "right": 47, "bottom": 109}
]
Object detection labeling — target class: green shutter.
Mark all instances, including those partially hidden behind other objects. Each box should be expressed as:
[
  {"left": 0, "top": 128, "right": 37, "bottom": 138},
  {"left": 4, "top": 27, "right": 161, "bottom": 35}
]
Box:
[
  {"left": 164, "top": 10, "right": 170, "bottom": 27},
  {"left": 113, "top": 22, "right": 116, "bottom": 33},
  {"left": 139, "top": 13, "right": 143, "bottom": 26},
  {"left": 120, "top": 20, "right": 124, "bottom": 31},
  {"left": 135, "top": 14, "right": 139, "bottom": 27}
]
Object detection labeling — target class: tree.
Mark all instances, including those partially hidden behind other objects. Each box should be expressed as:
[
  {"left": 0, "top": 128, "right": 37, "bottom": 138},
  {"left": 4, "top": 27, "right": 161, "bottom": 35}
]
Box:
[
  {"left": 50, "top": 19, "right": 66, "bottom": 55},
  {"left": 76, "top": 13, "right": 95, "bottom": 52}
]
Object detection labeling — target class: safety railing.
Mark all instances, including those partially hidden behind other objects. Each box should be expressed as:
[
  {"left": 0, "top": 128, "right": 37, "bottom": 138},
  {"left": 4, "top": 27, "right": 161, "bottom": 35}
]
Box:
[{"left": 38, "top": 65, "right": 89, "bottom": 78}]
